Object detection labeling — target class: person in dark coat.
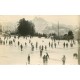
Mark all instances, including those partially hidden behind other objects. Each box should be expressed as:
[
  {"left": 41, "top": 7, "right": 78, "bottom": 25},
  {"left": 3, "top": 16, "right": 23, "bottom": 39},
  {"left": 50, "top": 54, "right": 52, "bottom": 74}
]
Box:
[
  {"left": 20, "top": 44, "right": 23, "bottom": 51},
  {"left": 63, "top": 42, "right": 65, "bottom": 48},
  {"left": 43, "top": 55, "right": 46, "bottom": 65},
  {"left": 49, "top": 42, "right": 50, "bottom": 47},
  {"left": 40, "top": 49, "right": 43, "bottom": 57},
  {"left": 36, "top": 42, "right": 38, "bottom": 49},
  {"left": 18, "top": 41, "right": 20, "bottom": 46},
  {"left": 28, "top": 54, "right": 30, "bottom": 64},
  {"left": 45, "top": 52, "right": 49, "bottom": 64},
  {"left": 45, "top": 45, "right": 47, "bottom": 50}
]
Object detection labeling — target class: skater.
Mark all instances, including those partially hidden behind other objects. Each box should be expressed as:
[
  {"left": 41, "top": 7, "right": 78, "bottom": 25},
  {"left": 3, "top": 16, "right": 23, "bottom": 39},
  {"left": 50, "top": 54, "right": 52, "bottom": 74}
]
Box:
[
  {"left": 62, "top": 55, "right": 66, "bottom": 65},
  {"left": 63, "top": 42, "right": 65, "bottom": 48},
  {"left": 70, "top": 43, "right": 73, "bottom": 47},
  {"left": 42, "top": 45, "right": 44, "bottom": 51},
  {"left": 39, "top": 45, "right": 41, "bottom": 50},
  {"left": 13, "top": 39, "right": 15, "bottom": 43},
  {"left": 20, "top": 44, "right": 23, "bottom": 51},
  {"left": 40, "top": 49, "right": 43, "bottom": 57},
  {"left": 49, "top": 42, "right": 50, "bottom": 47},
  {"left": 27, "top": 54, "right": 30, "bottom": 64},
  {"left": 54, "top": 43, "right": 56, "bottom": 48},
  {"left": 66, "top": 43, "right": 68, "bottom": 48},
  {"left": 46, "top": 52, "right": 49, "bottom": 59},
  {"left": 45, "top": 45, "right": 47, "bottom": 50},
  {"left": 36, "top": 42, "right": 38, "bottom": 49},
  {"left": 31, "top": 44, "right": 34, "bottom": 51},
  {"left": 45, "top": 52, "right": 49, "bottom": 64},
  {"left": 11, "top": 41, "right": 13, "bottom": 45},
  {"left": 3, "top": 41, "right": 5, "bottom": 45},
  {"left": 18, "top": 41, "right": 20, "bottom": 46},
  {"left": 43, "top": 55, "right": 46, "bottom": 65},
  {"left": 73, "top": 40, "right": 75, "bottom": 45}
]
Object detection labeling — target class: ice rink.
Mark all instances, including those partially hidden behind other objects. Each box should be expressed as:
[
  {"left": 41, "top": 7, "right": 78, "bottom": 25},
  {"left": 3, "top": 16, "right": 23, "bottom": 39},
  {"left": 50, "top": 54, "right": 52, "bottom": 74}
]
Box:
[{"left": 0, "top": 36, "right": 78, "bottom": 65}]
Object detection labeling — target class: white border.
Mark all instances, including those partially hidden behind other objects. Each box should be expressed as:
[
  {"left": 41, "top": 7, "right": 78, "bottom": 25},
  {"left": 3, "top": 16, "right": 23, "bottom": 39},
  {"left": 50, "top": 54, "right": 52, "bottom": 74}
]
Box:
[
  {"left": 0, "top": 0, "right": 80, "bottom": 15},
  {"left": 0, "top": 0, "right": 80, "bottom": 80}
]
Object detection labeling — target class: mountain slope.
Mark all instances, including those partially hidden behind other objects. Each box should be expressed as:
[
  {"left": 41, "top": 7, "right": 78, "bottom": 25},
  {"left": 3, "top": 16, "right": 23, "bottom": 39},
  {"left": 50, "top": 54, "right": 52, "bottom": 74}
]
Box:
[{"left": 32, "top": 17, "right": 75, "bottom": 36}]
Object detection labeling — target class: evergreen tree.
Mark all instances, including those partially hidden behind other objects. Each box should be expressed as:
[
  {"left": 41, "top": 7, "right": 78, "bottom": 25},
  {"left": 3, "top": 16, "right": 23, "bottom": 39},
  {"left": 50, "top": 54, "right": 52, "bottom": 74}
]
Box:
[{"left": 17, "top": 18, "right": 35, "bottom": 36}]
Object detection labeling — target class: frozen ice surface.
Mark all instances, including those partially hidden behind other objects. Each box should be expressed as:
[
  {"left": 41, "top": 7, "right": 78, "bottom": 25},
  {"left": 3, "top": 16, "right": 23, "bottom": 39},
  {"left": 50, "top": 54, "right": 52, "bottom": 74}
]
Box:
[{"left": 0, "top": 36, "right": 78, "bottom": 65}]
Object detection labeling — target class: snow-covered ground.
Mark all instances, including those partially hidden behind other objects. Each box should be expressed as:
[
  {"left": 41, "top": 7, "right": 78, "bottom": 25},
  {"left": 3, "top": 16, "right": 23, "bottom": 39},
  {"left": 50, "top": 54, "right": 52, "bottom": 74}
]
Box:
[{"left": 0, "top": 36, "right": 78, "bottom": 65}]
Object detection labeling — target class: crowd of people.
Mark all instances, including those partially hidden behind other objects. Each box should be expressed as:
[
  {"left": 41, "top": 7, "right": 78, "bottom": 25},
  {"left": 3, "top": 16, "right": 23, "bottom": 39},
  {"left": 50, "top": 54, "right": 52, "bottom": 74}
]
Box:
[{"left": 0, "top": 35, "right": 77, "bottom": 65}]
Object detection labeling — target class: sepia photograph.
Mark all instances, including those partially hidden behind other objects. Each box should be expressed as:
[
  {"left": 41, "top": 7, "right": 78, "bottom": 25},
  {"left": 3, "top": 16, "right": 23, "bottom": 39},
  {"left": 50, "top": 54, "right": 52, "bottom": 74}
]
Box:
[
  {"left": 0, "top": 15, "right": 79, "bottom": 65},
  {"left": 0, "top": 1, "right": 80, "bottom": 80}
]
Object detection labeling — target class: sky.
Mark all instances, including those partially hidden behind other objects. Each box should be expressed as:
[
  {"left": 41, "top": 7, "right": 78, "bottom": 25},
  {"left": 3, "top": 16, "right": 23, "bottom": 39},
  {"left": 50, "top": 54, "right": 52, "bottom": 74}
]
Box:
[{"left": 0, "top": 15, "right": 79, "bottom": 28}]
